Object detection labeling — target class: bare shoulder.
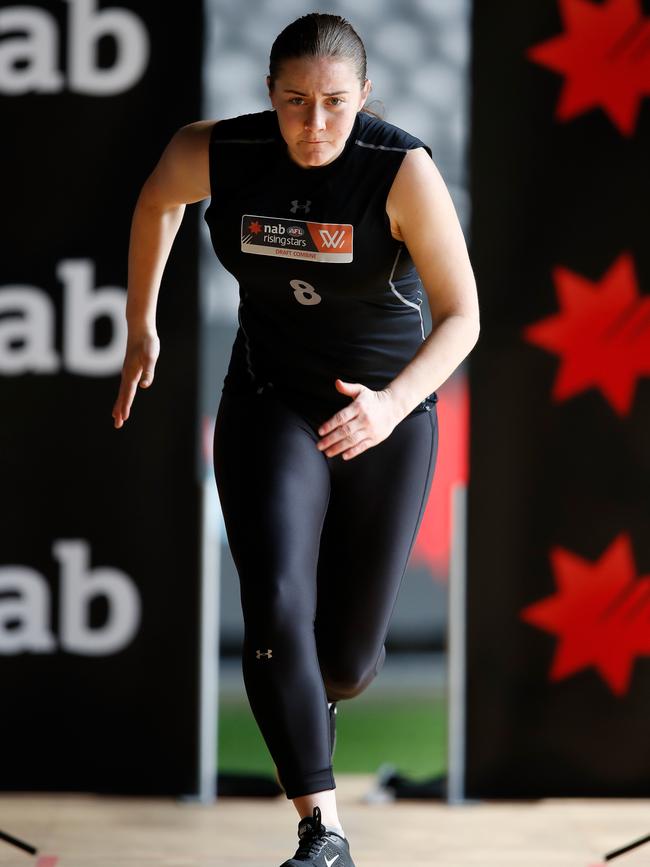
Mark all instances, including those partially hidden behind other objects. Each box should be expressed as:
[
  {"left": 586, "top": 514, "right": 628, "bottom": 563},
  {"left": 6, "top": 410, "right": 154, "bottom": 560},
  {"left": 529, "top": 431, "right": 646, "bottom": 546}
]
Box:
[
  {"left": 391, "top": 146, "right": 446, "bottom": 196},
  {"left": 145, "top": 120, "right": 220, "bottom": 205},
  {"left": 164, "top": 119, "right": 219, "bottom": 170},
  {"left": 384, "top": 145, "right": 477, "bottom": 324},
  {"left": 172, "top": 119, "right": 219, "bottom": 148},
  {"left": 386, "top": 147, "right": 452, "bottom": 240}
]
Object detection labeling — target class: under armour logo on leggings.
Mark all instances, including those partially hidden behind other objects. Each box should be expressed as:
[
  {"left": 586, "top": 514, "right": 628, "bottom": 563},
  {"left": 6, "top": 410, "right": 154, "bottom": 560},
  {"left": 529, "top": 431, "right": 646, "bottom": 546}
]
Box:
[
  {"left": 289, "top": 200, "right": 311, "bottom": 213},
  {"left": 256, "top": 649, "right": 273, "bottom": 659}
]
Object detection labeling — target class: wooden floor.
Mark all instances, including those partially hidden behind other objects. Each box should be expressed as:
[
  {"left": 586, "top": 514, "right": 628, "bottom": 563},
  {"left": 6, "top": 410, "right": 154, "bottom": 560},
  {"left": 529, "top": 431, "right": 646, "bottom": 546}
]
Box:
[{"left": 1, "top": 774, "right": 649, "bottom": 867}]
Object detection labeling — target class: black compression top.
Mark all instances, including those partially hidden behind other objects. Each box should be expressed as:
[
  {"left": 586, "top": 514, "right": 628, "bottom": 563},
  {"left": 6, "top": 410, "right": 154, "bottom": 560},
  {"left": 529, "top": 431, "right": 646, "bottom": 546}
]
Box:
[{"left": 204, "top": 108, "right": 439, "bottom": 419}]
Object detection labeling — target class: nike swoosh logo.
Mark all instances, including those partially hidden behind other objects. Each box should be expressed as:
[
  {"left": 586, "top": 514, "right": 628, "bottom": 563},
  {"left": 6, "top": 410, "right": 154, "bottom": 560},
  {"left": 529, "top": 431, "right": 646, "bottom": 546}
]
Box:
[{"left": 325, "top": 855, "right": 340, "bottom": 867}]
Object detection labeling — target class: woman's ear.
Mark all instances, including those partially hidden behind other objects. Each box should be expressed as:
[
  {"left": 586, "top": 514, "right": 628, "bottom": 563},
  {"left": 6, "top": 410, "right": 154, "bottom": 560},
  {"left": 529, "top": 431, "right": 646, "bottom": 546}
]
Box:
[{"left": 360, "top": 77, "right": 372, "bottom": 109}]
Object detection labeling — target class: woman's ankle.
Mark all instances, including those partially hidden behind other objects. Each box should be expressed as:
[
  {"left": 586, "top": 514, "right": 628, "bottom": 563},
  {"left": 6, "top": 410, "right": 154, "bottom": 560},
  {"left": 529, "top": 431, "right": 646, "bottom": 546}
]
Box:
[{"left": 292, "top": 788, "right": 340, "bottom": 828}]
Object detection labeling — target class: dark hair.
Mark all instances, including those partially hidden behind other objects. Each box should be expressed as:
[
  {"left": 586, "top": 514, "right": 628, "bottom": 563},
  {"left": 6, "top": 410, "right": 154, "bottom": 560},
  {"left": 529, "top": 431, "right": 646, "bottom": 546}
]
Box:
[{"left": 268, "top": 12, "right": 384, "bottom": 120}]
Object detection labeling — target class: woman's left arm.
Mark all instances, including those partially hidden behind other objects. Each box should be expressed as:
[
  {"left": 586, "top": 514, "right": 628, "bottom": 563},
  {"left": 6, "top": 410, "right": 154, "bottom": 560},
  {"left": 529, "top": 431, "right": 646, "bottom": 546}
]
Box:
[
  {"left": 315, "top": 148, "right": 479, "bottom": 460},
  {"left": 383, "top": 147, "right": 480, "bottom": 420}
]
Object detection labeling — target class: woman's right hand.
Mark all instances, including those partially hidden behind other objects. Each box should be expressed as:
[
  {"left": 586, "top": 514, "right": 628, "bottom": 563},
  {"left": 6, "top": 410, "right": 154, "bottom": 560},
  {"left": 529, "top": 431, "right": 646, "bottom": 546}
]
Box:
[{"left": 112, "top": 331, "right": 161, "bottom": 429}]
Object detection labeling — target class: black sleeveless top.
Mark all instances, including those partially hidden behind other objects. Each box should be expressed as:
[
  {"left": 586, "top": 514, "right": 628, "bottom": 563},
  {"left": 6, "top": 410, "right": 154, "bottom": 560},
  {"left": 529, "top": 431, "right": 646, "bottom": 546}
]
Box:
[{"left": 204, "top": 108, "right": 438, "bottom": 419}]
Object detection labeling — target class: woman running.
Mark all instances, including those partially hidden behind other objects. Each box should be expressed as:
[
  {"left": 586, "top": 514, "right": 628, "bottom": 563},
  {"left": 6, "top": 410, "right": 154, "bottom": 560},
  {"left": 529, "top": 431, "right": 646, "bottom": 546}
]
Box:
[{"left": 112, "top": 12, "right": 479, "bottom": 867}]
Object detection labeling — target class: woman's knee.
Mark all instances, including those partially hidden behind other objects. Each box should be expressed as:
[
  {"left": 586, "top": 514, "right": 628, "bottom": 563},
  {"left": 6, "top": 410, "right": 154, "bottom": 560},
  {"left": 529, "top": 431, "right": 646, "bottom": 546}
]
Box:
[
  {"left": 242, "top": 577, "right": 312, "bottom": 635},
  {"left": 321, "top": 645, "right": 386, "bottom": 701}
]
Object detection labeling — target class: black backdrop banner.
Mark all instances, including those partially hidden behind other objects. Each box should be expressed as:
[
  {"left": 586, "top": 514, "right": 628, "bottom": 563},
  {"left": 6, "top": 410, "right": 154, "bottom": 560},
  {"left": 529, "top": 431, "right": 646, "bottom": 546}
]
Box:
[
  {"left": 467, "top": 0, "right": 650, "bottom": 796},
  {"left": 0, "top": 0, "right": 204, "bottom": 795}
]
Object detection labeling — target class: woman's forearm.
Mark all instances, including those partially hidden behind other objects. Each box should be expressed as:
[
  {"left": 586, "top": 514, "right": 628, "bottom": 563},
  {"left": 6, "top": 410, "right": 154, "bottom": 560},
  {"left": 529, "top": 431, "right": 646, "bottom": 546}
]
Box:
[
  {"left": 125, "top": 187, "right": 185, "bottom": 333},
  {"left": 385, "top": 313, "right": 480, "bottom": 419}
]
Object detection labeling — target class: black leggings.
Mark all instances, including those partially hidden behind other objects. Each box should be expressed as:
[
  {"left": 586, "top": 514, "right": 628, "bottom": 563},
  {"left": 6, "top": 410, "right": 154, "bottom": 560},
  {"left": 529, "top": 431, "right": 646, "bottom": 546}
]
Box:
[{"left": 213, "top": 387, "right": 439, "bottom": 799}]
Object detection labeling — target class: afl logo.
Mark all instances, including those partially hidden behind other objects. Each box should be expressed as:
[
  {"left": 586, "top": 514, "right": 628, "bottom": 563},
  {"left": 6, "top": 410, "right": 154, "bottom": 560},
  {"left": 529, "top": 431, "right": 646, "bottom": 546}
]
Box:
[{"left": 287, "top": 226, "right": 304, "bottom": 237}]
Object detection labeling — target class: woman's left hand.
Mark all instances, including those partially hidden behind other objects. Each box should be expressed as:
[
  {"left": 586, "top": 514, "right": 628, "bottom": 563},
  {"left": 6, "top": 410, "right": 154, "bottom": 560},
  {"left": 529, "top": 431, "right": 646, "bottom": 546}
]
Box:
[{"left": 316, "top": 379, "right": 404, "bottom": 460}]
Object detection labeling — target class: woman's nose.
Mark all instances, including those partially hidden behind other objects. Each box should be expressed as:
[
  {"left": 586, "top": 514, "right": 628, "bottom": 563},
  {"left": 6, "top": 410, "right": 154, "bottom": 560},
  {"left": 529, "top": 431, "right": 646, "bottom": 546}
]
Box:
[{"left": 304, "top": 107, "right": 326, "bottom": 131}]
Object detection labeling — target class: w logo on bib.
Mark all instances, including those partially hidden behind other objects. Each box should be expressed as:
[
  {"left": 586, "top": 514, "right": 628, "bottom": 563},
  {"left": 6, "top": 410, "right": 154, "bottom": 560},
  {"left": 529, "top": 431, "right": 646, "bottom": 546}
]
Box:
[
  {"left": 319, "top": 228, "right": 347, "bottom": 249},
  {"left": 241, "top": 214, "right": 353, "bottom": 263}
]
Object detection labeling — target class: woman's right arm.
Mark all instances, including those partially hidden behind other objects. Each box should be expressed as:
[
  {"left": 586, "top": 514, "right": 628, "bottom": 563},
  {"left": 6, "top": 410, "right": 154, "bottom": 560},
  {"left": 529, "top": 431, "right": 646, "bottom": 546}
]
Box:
[{"left": 112, "top": 119, "right": 215, "bottom": 429}]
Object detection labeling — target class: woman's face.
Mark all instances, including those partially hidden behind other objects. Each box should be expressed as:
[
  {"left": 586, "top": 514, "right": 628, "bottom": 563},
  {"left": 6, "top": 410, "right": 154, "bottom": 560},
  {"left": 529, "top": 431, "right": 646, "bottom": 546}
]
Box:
[{"left": 267, "top": 56, "right": 371, "bottom": 169}]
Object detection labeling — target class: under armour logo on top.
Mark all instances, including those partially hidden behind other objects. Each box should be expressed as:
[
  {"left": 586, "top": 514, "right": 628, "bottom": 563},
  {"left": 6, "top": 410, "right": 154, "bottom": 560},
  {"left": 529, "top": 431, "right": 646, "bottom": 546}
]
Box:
[
  {"left": 256, "top": 649, "right": 273, "bottom": 659},
  {"left": 290, "top": 200, "right": 311, "bottom": 214}
]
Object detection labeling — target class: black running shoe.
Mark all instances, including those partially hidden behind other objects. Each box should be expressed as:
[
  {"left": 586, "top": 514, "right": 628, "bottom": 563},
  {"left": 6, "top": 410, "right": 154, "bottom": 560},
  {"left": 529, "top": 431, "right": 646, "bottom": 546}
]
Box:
[
  {"left": 279, "top": 805, "right": 355, "bottom": 867},
  {"left": 275, "top": 702, "right": 338, "bottom": 793}
]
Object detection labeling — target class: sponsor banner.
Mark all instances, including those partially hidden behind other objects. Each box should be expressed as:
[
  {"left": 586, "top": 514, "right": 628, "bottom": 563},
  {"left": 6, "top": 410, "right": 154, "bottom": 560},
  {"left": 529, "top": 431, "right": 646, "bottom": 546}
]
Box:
[
  {"left": 466, "top": 0, "right": 650, "bottom": 797},
  {"left": 241, "top": 214, "right": 354, "bottom": 262},
  {"left": 1, "top": 0, "right": 204, "bottom": 795}
]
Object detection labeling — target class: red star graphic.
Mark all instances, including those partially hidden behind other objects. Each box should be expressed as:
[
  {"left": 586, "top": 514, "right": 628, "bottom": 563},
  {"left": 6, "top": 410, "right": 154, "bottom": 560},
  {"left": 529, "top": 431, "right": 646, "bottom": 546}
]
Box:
[
  {"left": 522, "top": 253, "right": 650, "bottom": 416},
  {"left": 249, "top": 220, "right": 262, "bottom": 234},
  {"left": 520, "top": 533, "right": 650, "bottom": 696},
  {"left": 527, "top": 0, "right": 650, "bottom": 135}
]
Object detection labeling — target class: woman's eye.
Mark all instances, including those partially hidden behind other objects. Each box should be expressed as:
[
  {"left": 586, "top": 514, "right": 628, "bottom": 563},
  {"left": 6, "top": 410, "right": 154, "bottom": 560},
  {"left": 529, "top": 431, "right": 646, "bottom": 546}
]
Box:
[{"left": 287, "top": 97, "right": 343, "bottom": 106}]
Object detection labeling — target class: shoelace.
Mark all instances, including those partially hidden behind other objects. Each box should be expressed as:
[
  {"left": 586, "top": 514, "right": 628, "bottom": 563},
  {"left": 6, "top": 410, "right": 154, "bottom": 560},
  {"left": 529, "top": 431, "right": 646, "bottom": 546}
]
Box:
[{"left": 296, "top": 806, "right": 329, "bottom": 859}]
